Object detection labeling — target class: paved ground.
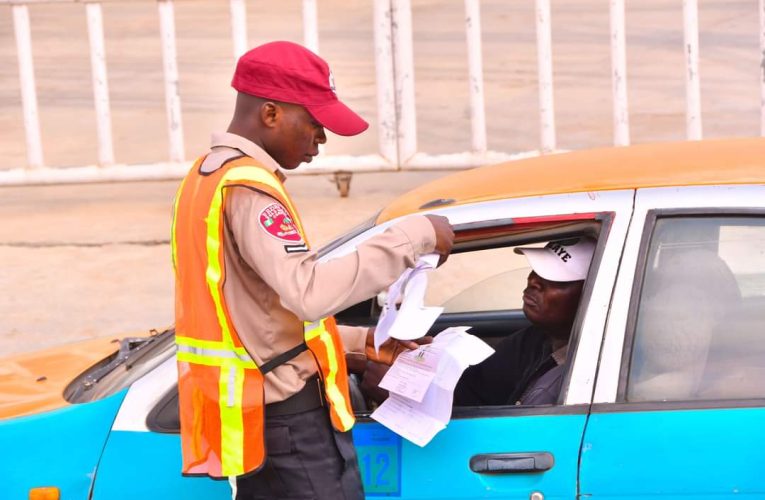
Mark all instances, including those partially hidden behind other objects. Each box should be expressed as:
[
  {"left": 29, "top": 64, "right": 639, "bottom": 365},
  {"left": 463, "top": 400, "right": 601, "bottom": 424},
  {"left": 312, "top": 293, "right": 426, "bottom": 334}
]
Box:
[
  {"left": 0, "top": 0, "right": 762, "bottom": 356},
  {"left": 0, "top": 171, "right": 448, "bottom": 356}
]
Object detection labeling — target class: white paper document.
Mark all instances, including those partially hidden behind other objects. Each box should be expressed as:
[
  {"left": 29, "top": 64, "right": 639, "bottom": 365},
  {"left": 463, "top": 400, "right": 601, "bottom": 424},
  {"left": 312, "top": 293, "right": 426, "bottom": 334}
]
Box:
[
  {"left": 378, "top": 344, "right": 442, "bottom": 403},
  {"left": 371, "top": 327, "right": 494, "bottom": 447},
  {"left": 374, "top": 254, "right": 443, "bottom": 352}
]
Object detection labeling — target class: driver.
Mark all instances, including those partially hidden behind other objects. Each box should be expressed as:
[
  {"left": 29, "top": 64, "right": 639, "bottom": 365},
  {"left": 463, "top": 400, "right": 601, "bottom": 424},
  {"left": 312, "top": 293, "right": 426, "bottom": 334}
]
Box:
[{"left": 453, "top": 237, "right": 595, "bottom": 406}]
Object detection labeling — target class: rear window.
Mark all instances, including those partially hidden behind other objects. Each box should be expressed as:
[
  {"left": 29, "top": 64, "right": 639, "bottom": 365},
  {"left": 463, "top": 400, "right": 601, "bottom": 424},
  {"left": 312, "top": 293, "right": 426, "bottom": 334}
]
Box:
[{"left": 627, "top": 216, "right": 765, "bottom": 402}]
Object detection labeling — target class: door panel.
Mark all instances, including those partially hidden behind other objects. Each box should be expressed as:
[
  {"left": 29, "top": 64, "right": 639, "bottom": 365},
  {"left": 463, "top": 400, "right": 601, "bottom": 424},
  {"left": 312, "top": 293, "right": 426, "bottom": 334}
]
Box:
[
  {"left": 586, "top": 186, "right": 765, "bottom": 498},
  {"left": 354, "top": 413, "right": 587, "bottom": 499},
  {"left": 581, "top": 406, "right": 765, "bottom": 498},
  {"left": 92, "top": 430, "right": 230, "bottom": 499}
]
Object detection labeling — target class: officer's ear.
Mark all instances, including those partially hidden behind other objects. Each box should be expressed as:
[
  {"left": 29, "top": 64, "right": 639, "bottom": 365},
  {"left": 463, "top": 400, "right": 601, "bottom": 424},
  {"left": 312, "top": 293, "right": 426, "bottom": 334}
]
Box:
[{"left": 259, "top": 101, "right": 281, "bottom": 129}]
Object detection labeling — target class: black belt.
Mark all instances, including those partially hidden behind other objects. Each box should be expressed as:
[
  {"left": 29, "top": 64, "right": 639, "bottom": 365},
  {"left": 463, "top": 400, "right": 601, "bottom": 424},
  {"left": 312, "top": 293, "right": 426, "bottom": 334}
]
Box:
[{"left": 265, "top": 376, "right": 324, "bottom": 418}]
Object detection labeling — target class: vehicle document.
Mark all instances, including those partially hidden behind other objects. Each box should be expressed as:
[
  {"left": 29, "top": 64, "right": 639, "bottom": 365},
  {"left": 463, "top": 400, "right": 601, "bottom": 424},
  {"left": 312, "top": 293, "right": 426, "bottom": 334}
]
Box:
[
  {"left": 371, "top": 327, "right": 494, "bottom": 447},
  {"left": 374, "top": 254, "right": 442, "bottom": 352}
]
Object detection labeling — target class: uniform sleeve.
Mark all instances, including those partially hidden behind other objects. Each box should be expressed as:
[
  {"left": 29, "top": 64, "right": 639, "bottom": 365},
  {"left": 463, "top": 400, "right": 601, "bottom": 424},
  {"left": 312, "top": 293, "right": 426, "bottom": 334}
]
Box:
[
  {"left": 225, "top": 187, "right": 437, "bottom": 322},
  {"left": 338, "top": 325, "right": 368, "bottom": 354}
]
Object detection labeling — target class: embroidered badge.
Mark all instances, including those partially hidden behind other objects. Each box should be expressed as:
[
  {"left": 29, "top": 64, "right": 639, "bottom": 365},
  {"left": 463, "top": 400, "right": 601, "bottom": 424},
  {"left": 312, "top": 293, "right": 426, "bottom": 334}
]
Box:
[{"left": 259, "top": 203, "right": 302, "bottom": 242}]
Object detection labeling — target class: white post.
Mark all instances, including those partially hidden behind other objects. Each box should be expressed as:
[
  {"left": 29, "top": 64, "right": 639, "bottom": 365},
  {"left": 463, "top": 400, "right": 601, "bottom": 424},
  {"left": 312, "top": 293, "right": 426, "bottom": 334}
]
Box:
[
  {"left": 12, "top": 4, "right": 44, "bottom": 169},
  {"left": 86, "top": 2, "right": 114, "bottom": 166},
  {"left": 609, "top": 0, "right": 629, "bottom": 146},
  {"left": 303, "top": 0, "right": 319, "bottom": 54},
  {"left": 391, "top": 0, "right": 417, "bottom": 165},
  {"left": 158, "top": 0, "right": 185, "bottom": 162},
  {"left": 683, "top": 0, "right": 702, "bottom": 140},
  {"left": 229, "top": 0, "right": 248, "bottom": 60},
  {"left": 760, "top": 0, "right": 765, "bottom": 136},
  {"left": 374, "top": 0, "right": 398, "bottom": 165},
  {"left": 464, "top": 0, "right": 487, "bottom": 153},
  {"left": 535, "top": 0, "right": 556, "bottom": 153}
]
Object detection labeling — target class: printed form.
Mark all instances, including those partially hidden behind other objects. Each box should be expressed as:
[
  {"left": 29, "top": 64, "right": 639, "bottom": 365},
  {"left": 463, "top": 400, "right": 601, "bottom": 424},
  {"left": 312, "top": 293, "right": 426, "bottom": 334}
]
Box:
[{"left": 371, "top": 327, "right": 494, "bottom": 447}]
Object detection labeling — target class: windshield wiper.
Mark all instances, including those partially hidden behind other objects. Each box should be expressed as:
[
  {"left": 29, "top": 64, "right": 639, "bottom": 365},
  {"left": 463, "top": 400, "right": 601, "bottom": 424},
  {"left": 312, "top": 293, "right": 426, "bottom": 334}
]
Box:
[{"left": 82, "top": 329, "right": 172, "bottom": 389}]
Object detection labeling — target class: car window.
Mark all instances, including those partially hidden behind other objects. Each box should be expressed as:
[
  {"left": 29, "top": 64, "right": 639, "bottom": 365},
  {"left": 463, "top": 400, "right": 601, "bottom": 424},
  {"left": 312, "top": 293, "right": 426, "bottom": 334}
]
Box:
[
  {"left": 426, "top": 244, "right": 543, "bottom": 313},
  {"left": 627, "top": 216, "right": 765, "bottom": 402}
]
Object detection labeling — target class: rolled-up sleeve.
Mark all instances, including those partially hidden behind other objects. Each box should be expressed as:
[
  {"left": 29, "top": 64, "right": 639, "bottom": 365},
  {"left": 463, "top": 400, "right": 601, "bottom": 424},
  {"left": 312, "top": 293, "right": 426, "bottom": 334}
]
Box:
[{"left": 225, "top": 187, "right": 437, "bottom": 321}]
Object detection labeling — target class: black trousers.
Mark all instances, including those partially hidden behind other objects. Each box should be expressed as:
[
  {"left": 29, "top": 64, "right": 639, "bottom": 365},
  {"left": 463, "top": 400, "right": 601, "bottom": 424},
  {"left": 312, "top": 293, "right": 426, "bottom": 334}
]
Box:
[{"left": 235, "top": 407, "right": 364, "bottom": 500}]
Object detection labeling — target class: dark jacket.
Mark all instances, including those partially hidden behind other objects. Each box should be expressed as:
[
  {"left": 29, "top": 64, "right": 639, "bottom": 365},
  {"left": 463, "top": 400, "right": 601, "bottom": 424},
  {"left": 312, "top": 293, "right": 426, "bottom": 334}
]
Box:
[{"left": 454, "top": 326, "right": 560, "bottom": 406}]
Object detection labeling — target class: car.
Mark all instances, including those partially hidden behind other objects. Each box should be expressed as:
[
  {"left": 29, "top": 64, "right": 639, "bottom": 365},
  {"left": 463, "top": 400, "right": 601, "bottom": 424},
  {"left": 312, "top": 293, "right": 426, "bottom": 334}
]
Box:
[{"left": 3, "top": 137, "right": 765, "bottom": 499}]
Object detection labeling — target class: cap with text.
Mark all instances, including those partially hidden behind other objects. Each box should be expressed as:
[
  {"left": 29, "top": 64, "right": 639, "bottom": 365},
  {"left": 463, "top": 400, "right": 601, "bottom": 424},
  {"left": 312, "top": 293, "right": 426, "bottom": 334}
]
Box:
[
  {"left": 514, "top": 237, "right": 596, "bottom": 282},
  {"left": 231, "top": 41, "right": 369, "bottom": 137}
]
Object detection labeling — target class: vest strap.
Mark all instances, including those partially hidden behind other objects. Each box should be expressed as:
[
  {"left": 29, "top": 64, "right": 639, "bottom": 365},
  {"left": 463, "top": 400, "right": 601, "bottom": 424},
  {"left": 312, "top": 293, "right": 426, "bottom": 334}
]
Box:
[{"left": 259, "top": 343, "right": 309, "bottom": 375}]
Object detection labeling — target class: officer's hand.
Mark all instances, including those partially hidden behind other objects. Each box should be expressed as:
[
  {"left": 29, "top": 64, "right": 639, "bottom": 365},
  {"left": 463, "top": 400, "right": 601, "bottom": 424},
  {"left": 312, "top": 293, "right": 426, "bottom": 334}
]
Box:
[{"left": 424, "top": 214, "right": 455, "bottom": 266}]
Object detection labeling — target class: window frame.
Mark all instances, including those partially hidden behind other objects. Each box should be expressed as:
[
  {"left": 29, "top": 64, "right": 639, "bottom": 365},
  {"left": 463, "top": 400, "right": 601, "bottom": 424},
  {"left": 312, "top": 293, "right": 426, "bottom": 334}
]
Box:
[
  {"left": 422, "top": 212, "right": 613, "bottom": 417},
  {"left": 616, "top": 207, "right": 765, "bottom": 408}
]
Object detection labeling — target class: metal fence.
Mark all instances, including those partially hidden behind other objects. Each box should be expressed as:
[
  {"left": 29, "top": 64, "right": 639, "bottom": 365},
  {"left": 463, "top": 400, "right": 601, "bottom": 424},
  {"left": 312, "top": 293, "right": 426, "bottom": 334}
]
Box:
[{"left": 2, "top": 0, "right": 764, "bottom": 187}]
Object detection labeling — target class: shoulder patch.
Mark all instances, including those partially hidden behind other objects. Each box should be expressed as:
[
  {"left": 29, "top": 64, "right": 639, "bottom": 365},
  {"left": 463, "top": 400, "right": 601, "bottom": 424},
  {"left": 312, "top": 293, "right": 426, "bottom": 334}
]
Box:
[{"left": 259, "top": 203, "right": 302, "bottom": 242}]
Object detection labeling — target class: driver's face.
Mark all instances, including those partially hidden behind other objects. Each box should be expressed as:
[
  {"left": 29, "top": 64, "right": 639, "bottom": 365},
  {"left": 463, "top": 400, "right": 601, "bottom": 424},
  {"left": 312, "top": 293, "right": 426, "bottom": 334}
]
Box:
[{"left": 521, "top": 271, "right": 584, "bottom": 330}]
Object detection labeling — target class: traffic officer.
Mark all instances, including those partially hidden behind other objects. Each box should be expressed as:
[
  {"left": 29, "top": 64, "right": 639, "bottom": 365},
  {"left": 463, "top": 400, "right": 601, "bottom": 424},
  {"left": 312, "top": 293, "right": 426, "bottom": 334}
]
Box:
[{"left": 171, "top": 41, "right": 454, "bottom": 500}]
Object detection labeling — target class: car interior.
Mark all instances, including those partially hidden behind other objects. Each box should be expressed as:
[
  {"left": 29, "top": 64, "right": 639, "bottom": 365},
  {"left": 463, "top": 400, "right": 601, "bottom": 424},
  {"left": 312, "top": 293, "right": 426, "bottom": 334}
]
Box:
[{"left": 337, "top": 217, "right": 605, "bottom": 413}]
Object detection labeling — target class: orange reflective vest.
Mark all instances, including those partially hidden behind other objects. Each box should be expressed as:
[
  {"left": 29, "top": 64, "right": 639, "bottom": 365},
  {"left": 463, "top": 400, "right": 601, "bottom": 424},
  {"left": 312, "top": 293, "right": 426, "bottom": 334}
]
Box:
[{"left": 171, "top": 156, "right": 355, "bottom": 478}]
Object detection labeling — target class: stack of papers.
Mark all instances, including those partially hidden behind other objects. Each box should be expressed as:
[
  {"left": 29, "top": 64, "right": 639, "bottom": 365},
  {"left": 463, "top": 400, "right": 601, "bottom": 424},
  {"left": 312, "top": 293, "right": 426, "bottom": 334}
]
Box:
[{"left": 370, "top": 327, "right": 494, "bottom": 447}]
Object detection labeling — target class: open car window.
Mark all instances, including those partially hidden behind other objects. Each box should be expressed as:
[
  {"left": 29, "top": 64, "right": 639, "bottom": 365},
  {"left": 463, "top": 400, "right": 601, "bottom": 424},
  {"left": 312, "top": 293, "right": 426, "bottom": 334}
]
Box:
[{"left": 351, "top": 217, "right": 604, "bottom": 413}]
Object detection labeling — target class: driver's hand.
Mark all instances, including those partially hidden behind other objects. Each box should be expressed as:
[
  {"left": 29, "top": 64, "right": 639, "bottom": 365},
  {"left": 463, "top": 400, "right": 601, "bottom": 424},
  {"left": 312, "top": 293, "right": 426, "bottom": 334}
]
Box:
[
  {"left": 360, "top": 360, "right": 391, "bottom": 405},
  {"left": 365, "top": 328, "right": 433, "bottom": 365}
]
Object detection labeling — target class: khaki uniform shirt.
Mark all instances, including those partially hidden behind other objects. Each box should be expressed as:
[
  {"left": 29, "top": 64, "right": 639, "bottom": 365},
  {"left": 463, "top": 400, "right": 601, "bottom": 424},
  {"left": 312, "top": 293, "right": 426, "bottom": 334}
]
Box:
[{"left": 201, "top": 132, "right": 437, "bottom": 403}]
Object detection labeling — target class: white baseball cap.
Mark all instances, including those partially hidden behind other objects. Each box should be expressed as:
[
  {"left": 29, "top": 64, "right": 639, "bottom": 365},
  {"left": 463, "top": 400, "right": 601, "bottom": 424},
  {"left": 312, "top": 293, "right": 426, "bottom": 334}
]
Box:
[{"left": 514, "top": 237, "right": 596, "bottom": 282}]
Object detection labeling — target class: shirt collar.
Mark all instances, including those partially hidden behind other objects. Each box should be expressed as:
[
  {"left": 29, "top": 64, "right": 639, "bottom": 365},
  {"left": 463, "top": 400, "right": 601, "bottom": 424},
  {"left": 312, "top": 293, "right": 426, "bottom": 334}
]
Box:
[
  {"left": 210, "top": 132, "right": 286, "bottom": 182},
  {"left": 551, "top": 344, "right": 568, "bottom": 366}
]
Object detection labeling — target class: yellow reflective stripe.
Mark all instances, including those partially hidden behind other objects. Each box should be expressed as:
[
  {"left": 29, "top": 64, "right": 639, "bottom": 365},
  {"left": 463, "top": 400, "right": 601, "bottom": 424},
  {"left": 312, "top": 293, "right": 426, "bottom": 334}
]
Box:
[
  {"left": 176, "top": 351, "right": 256, "bottom": 370},
  {"left": 177, "top": 350, "right": 220, "bottom": 367},
  {"left": 219, "top": 363, "right": 246, "bottom": 477},
  {"left": 204, "top": 166, "right": 305, "bottom": 349},
  {"left": 176, "top": 335, "right": 251, "bottom": 357},
  {"left": 304, "top": 321, "right": 322, "bottom": 338},
  {"left": 312, "top": 324, "right": 354, "bottom": 431},
  {"left": 321, "top": 330, "right": 354, "bottom": 430},
  {"left": 176, "top": 344, "right": 257, "bottom": 369},
  {"left": 170, "top": 176, "right": 188, "bottom": 273},
  {"left": 205, "top": 177, "right": 231, "bottom": 347}
]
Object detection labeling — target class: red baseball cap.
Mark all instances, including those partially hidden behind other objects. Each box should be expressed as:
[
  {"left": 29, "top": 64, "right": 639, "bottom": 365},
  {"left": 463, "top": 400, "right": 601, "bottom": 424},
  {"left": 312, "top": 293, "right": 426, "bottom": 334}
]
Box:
[{"left": 231, "top": 41, "right": 369, "bottom": 137}]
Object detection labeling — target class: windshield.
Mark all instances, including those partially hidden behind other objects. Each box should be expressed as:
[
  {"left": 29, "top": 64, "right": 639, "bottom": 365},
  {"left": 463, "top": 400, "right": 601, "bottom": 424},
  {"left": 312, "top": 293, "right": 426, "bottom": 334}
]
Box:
[{"left": 64, "top": 328, "right": 176, "bottom": 403}]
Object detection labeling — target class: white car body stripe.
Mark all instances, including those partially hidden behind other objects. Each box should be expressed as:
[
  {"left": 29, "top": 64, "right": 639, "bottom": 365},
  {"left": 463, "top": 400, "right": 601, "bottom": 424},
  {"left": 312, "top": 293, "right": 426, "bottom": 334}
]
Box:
[{"left": 112, "top": 356, "right": 177, "bottom": 432}]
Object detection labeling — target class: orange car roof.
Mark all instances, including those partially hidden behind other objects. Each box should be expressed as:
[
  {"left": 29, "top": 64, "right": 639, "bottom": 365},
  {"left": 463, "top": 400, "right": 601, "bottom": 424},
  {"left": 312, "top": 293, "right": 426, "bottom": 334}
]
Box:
[{"left": 378, "top": 138, "right": 765, "bottom": 223}]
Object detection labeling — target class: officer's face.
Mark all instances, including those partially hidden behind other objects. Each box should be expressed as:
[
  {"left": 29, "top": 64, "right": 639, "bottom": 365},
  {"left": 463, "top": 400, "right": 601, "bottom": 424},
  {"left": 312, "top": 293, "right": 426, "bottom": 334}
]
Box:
[
  {"left": 521, "top": 271, "right": 583, "bottom": 330},
  {"left": 268, "top": 103, "right": 327, "bottom": 169}
]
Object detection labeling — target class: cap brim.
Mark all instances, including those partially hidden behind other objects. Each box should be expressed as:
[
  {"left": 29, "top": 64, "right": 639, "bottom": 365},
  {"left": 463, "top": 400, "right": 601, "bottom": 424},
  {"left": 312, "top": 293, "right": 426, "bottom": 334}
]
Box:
[
  {"left": 305, "top": 100, "right": 369, "bottom": 137},
  {"left": 514, "top": 247, "right": 583, "bottom": 282}
]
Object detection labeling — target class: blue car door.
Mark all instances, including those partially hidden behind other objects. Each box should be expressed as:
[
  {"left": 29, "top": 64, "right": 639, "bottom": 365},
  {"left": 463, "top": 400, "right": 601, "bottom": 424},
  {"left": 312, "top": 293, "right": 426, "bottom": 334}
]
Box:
[
  {"left": 342, "top": 192, "right": 633, "bottom": 498},
  {"left": 92, "top": 357, "right": 230, "bottom": 499},
  {"left": 353, "top": 411, "right": 587, "bottom": 499},
  {"left": 580, "top": 186, "right": 765, "bottom": 499}
]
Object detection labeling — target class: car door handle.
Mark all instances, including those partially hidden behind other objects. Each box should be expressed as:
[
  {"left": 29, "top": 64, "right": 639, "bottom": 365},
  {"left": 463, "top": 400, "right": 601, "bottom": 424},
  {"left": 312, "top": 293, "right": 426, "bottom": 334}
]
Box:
[{"left": 469, "top": 452, "right": 554, "bottom": 474}]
